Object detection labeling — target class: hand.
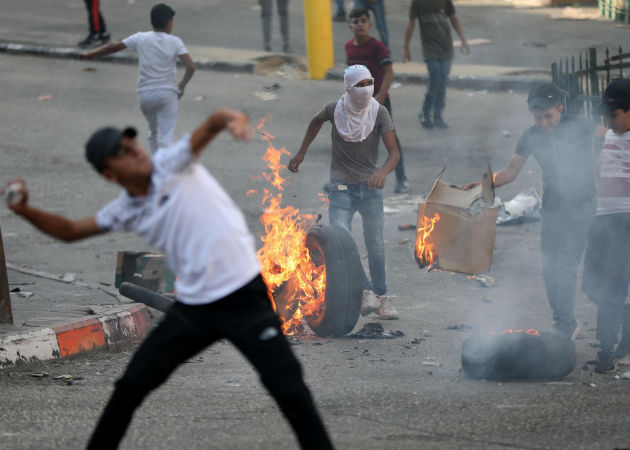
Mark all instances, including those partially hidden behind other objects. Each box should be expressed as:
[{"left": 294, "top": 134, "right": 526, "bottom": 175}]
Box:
[
  {"left": 223, "top": 109, "right": 251, "bottom": 142},
  {"left": 288, "top": 154, "right": 304, "bottom": 173},
  {"left": 1, "top": 178, "right": 29, "bottom": 214},
  {"left": 461, "top": 42, "right": 470, "bottom": 55},
  {"left": 403, "top": 47, "right": 411, "bottom": 63},
  {"left": 78, "top": 52, "right": 92, "bottom": 61},
  {"left": 177, "top": 85, "right": 185, "bottom": 100},
  {"left": 368, "top": 171, "right": 387, "bottom": 189},
  {"left": 461, "top": 181, "right": 479, "bottom": 190}
]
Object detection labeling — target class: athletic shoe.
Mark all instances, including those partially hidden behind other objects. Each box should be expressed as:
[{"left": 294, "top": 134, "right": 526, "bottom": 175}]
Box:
[
  {"left": 361, "top": 290, "right": 381, "bottom": 316},
  {"left": 419, "top": 113, "right": 433, "bottom": 129},
  {"left": 98, "top": 32, "right": 110, "bottom": 44},
  {"left": 395, "top": 180, "right": 410, "bottom": 194},
  {"left": 78, "top": 32, "right": 110, "bottom": 48},
  {"left": 376, "top": 297, "right": 399, "bottom": 320},
  {"left": 552, "top": 319, "right": 581, "bottom": 340},
  {"left": 433, "top": 117, "right": 449, "bottom": 129},
  {"left": 595, "top": 350, "right": 618, "bottom": 374}
]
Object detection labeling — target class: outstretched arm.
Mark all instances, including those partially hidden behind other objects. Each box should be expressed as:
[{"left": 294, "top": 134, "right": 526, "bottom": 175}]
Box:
[
  {"left": 2, "top": 180, "right": 105, "bottom": 242},
  {"left": 177, "top": 53, "right": 196, "bottom": 99},
  {"left": 189, "top": 108, "right": 251, "bottom": 157},
  {"left": 402, "top": 19, "right": 416, "bottom": 63},
  {"left": 288, "top": 116, "right": 327, "bottom": 173},
  {"left": 449, "top": 14, "right": 470, "bottom": 55},
  {"left": 369, "top": 129, "right": 400, "bottom": 189},
  {"left": 462, "top": 154, "right": 525, "bottom": 190},
  {"left": 79, "top": 42, "right": 127, "bottom": 60}
]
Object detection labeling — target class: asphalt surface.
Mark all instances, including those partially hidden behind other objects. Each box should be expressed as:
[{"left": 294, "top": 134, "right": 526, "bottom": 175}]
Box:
[
  {"left": 0, "top": 52, "right": 629, "bottom": 450},
  {"left": 0, "top": 1, "right": 629, "bottom": 448}
]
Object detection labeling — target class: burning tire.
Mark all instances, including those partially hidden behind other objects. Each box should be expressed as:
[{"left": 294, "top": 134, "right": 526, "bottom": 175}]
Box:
[
  {"left": 303, "top": 225, "right": 364, "bottom": 337},
  {"left": 461, "top": 331, "right": 576, "bottom": 381}
]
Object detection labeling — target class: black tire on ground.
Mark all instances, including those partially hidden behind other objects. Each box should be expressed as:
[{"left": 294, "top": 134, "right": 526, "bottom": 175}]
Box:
[
  {"left": 303, "top": 225, "right": 364, "bottom": 337},
  {"left": 461, "top": 331, "right": 576, "bottom": 381}
]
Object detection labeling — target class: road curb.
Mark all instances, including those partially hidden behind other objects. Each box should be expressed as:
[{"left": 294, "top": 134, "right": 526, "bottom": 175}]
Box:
[
  {"left": 0, "top": 303, "right": 151, "bottom": 368},
  {"left": 0, "top": 41, "right": 548, "bottom": 92}
]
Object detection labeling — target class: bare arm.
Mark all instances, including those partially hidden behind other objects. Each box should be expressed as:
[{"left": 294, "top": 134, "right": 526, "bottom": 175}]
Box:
[
  {"left": 369, "top": 129, "right": 400, "bottom": 189},
  {"left": 288, "top": 116, "right": 327, "bottom": 173},
  {"left": 403, "top": 19, "right": 416, "bottom": 62},
  {"left": 374, "top": 64, "right": 393, "bottom": 105},
  {"left": 595, "top": 124, "right": 608, "bottom": 139},
  {"left": 189, "top": 109, "right": 251, "bottom": 158},
  {"left": 177, "top": 53, "right": 196, "bottom": 99},
  {"left": 449, "top": 14, "right": 470, "bottom": 55},
  {"left": 79, "top": 42, "right": 127, "bottom": 60},
  {"left": 3, "top": 180, "right": 105, "bottom": 242},
  {"left": 462, "top": 154, "right": 525, "bottom": 190},
  {"left": 493, "top": 154, "right": 525, "bottom": 187}
]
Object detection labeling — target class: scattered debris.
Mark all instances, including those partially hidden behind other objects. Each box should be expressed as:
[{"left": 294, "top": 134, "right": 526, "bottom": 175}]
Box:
[
  {"left": 263, "top": 82, "right": 281, "bottom": 91},
  {"left": 397, "top": 239, "right": 410, "bottom": 245},
  {"left": 501, "top": 130, "right": 511, "bottom": 138},
  {"left": 29, "top": 372, "right": 48, "bottom": 378},
  {"left": 471, "top": 274, "right": 495, "bottom": 288},
  {"left": 583, "top": 382, "right": 597, "bottom": 388},
  {"left": 253, "top": 91, "right": 278, "bottom": 102},
  {"left": 288, "top": 336, "right": 303, "bottom": 345},
  {"left": 194, "top": 95, "right": 206, "bottom": 101},
  {"left": 410, "top": 337, "right": 425, "bottom": 344},
  {"left": 398, "top": 224, "right": 415, "bottom": 231},
  {"left": 620, "top": 371, "right": 630, "bottom": 380},
  {"left": 61, "top": 272, "right": 76, "bottom": 282},
  {"left": 9, "top": 287, "right": 20, "bottom": 293},
  {"left": 17, "top": 291, "right": 33, "bottom": 298},
  {"left": 54, "top": 374, "right": 82, "bottom": 380},
  {"left": 497, "top": 187, "right": 541, "bottom": 226},
  {"left": 383, "top": 206, "right": 400, "bottom": 214},
  {"left": 81, "top": 66, "right": 96, "bottom": 72},
  {"left": 422, "top": 360, "right": 440, "bottom": 367},
  {"left": 421, "top": 329, "right": 432, "bottom": 337},
  {"left": 37, "top": 95, "right": 53, "bottom": 101},
  {"left": 446, "top": 323, "right": 474, "bottom": 331},
  {"left": 347, "top": 322, "right": 404, "bottom": 339}
]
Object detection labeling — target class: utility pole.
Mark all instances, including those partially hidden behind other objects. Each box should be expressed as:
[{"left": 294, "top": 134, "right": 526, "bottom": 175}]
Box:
[{"left": 303, "top": 0, "right": 334, "bottom": 80}]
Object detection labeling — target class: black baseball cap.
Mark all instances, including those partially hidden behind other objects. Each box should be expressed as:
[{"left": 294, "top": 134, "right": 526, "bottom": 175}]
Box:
[
  {"left": 527, "top": 83, "right": 564, "bottom": 111},
  {"left": 600, "top": 78, "right": 630, "bottom": 114},
  {"left": 85, "top": 126, "right": 137, "bottom": 172}
]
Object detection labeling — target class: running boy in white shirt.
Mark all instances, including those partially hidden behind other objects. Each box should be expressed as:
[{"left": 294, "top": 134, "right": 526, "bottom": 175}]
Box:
[
  {"left": 80, "top": 3, "right": 196, "bottom": 153},
  {"left": 3, "top": 108, "right": 335, "bottom": 450}
]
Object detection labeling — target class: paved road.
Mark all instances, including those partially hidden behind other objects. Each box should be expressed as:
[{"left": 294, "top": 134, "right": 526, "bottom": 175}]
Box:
[
  {"left": 1, "top": 0, "right": 627, "bottom": 69},
  {"left": 1, "top": 52, "right": 629, "bottom": 449}
]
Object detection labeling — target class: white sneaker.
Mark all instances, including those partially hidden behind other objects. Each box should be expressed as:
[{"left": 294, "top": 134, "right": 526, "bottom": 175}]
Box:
[
  {"left": 376, "top": 297, "right": 399, "bottom": 320},
  {"left": 361, "top": 290, "right": 381, "bottom": 316}
]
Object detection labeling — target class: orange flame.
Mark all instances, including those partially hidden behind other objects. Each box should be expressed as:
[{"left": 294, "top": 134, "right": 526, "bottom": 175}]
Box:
[
  {"left": 415, "top": 213, "right": 441, "bottom": 267},
  {"left": 255, "top": 116, "right": 326, "bottom": 334}
]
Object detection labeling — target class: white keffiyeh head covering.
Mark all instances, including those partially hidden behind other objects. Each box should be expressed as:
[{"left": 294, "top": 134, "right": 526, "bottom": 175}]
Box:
[{"left": 333, "top": 65, "right": 380, "bottom": 142}]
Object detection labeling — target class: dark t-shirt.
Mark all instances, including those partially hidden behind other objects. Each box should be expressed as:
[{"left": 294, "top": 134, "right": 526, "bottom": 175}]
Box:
[
  {"left": 515, "top": 115, "right": 599, "bottom": 210},
  {"left": 409, "top": 0, "right": 455, "bottom": 60},
  {"left": 345, "top": 37, "right": 392, "bottom": 100}
]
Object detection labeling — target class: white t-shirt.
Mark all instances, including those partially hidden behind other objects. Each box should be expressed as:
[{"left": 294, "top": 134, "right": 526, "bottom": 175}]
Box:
[
  {"left": 96, "top": 136, "right": 261, "bottom": 305},
  {"left": 596, "top": 129, "right": 630, "bottom": 215},
  {"left": 122, "top": 31, "right": 188, "bottom": 94}
]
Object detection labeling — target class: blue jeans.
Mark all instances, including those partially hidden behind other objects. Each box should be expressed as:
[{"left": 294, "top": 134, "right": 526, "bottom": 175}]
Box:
[
  {"left": 383, "top": 97, "right": 407, "bottom": 185},
  {"left": 423, "top": 58, "right": 452, "bottom": 118},
  {"left": 353, "top": 0, "right": 389, "bottom": 52},
  {"left": 540, "top": 204, "right": 594, "bottom": 334},
  {"left": 328, "top": 182, "right": 387, "bottom": 295}
]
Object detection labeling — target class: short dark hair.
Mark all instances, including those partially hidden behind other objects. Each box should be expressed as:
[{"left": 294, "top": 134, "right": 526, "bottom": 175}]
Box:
[
  {"left": 527, "top": 83, "right": 564, "bottom": 111},
  {"left": 348, "top": 7, "right": 370, "bottom": 21},
  {"left": 151, "top": 3, "right": 175, "bottom": 29},
  {"left": 601, "top": 78, "right": 630, "bottom": 114},
  {"left": 85, "top": 127, "right": 137, "bottom": 173}
]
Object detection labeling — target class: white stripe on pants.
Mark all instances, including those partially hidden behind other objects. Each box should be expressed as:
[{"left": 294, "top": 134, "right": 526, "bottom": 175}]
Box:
[{"left": 138, "top": 89, "right": 178, "bottom": 153}]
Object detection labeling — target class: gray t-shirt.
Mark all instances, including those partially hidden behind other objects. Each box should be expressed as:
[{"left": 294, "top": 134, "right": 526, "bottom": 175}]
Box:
[{"left": 317, "top": 101, "right": 394, "bottom": 183}]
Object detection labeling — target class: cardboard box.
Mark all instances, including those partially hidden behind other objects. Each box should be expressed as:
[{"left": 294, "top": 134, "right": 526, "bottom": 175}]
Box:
[
  {"left": 416, "top": 166, "right": 498, "bottom": 274},
  {"left": 115, "top": 251, "right": 175, "bottom": 294}
]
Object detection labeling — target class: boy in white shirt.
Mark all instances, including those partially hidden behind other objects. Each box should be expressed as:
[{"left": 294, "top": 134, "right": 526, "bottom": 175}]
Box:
[
  {"left": 4, "top": 108, "right": 335, "bottom": 450},
  {"left": 582, "top": 78, "right": 630, "bottom": 373},
  {"left": 80, "top": 3, "right": 196, "bottom": 153}
]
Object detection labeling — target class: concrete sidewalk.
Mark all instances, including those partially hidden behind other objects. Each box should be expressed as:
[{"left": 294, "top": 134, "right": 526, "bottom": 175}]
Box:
[{"left": 0, "top": 264, "right": 151, "bottom": 368}]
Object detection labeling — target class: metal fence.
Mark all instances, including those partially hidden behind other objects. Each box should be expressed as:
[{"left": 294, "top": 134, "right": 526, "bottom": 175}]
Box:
[
  {"left": 599, "top": 0, "right": 630, "bottom": 23},
  {"left": 551, "top": 46, "right": 629, "bottom": 120}
]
